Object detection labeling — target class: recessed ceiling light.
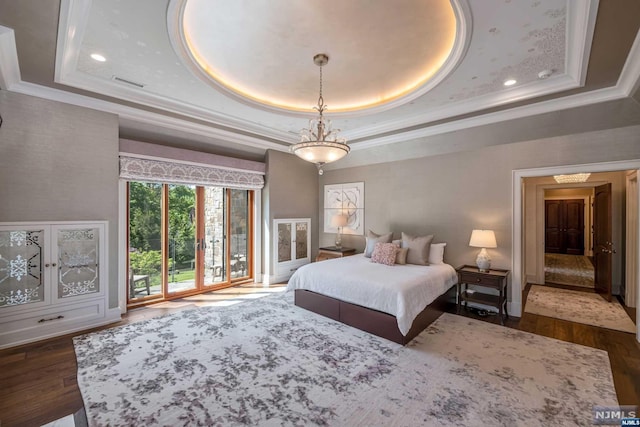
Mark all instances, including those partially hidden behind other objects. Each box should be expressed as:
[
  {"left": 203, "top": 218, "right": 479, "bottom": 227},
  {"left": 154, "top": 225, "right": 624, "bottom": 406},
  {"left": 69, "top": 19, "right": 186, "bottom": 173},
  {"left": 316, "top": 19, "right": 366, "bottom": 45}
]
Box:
[
  {"left": 503, "top": 79, "right": 517, "bottom": 86},
  {"left": 90, "top": 53, "right": 106, "bottom": 62}
]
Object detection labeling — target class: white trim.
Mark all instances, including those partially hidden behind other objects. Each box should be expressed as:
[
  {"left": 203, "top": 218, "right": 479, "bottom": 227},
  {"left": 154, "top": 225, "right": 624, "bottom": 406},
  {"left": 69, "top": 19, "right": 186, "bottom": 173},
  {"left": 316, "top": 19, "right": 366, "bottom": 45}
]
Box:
[
  {"left": 11, "top": 80, "right": 290, "bottom": 152},
  {"left": 118, "top": 180, "right": 128, "bottom": 314},
  {"left": 0, "top": 26, "right": 21, "bottom": 90},
  {"left": 566, "top": 0, "right": 599, "bottom": 86},
  {"left": 512, "top": 159, "right": 640, "bottom": 344},
  {"left": 617, "top": 18, "right": 640, "bottom": 96},
  {"left": 348, "top": 84, "right": 624, "bottom": 150},
  {"left": 625, "top": 171, "right": 638, "bottom": 311},
  {"left": 1, "top": 3, "right": 638, "bottom": 155},
  {"left": 253, "top": 189, "right": 263, "bottom": 283}
]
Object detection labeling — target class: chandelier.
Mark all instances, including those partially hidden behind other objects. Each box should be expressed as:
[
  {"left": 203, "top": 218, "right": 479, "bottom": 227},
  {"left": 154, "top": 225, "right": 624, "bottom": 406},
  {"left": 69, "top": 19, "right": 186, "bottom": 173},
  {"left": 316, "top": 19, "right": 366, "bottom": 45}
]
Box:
[
  {"left": 290, "top": 54, "right": 350, "bottom": 175},
  {"left": 553, "top": 173, "right": 591, "bottom": 183}
]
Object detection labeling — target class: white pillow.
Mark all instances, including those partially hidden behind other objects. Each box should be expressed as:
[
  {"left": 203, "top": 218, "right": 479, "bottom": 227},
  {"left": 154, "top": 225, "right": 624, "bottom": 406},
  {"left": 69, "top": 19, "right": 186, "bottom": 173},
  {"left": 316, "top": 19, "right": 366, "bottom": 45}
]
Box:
[{"left": 428, "top": 243, "right": 446, "bottom": 264}]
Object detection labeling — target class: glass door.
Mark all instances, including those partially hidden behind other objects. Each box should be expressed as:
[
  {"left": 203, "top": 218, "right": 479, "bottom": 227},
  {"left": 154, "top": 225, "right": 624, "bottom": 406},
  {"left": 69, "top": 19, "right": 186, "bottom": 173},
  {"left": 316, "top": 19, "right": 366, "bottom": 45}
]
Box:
[
  {"left": 128, "top": 182, "right": 163, "bottom": 301},
  {"left": 203, "top": 187, "right": 227, "bottom": 285},
  {"left": 229, "top": 189, "right": 251, "bottom": 281},
  {"left": 166, "top": 184, "right": 197, "bottom": 294},
  {"left": 127, "top": 183, "right": 254, "bottom": 305}
]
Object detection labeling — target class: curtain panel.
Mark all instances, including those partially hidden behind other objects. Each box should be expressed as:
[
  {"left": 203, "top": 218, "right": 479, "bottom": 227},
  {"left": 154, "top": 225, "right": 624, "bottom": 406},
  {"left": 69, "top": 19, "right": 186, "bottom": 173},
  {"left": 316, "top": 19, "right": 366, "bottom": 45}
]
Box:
[{"left": 119, "top": 156, "right": 265, "bottom": 190}]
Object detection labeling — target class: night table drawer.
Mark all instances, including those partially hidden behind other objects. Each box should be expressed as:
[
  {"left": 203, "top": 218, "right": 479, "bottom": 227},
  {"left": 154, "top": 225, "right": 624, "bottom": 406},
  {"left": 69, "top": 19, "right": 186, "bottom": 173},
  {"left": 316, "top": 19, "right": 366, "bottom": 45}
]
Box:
[{"left": 458, "top": 271, "right": 502, "bottom": 288}]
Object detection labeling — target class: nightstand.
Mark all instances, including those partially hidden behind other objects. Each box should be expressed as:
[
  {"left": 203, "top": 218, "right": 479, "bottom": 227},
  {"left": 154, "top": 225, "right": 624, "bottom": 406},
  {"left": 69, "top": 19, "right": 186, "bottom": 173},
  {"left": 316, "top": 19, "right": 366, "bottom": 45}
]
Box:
[
  {"left": 456, "top": 265, "right": 510, "bottom": 325},
  {"left": 316, "top": 246, "right": 356, "bottom": 262}
]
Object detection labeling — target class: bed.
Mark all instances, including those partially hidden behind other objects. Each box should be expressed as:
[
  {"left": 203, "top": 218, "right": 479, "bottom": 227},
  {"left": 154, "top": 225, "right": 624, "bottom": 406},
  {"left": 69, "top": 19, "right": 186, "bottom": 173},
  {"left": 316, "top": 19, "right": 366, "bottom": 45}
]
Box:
[{"left": 286, "top": 254, "right": 458, "bottom": 344}]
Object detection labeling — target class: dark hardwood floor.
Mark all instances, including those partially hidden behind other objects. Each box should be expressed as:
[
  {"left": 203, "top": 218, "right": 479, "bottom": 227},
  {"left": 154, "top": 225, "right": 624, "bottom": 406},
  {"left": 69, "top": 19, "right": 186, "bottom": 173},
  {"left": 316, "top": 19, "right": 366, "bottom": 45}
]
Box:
[{"left": 0, "top": 282, "right": 638, "bottom": 426}]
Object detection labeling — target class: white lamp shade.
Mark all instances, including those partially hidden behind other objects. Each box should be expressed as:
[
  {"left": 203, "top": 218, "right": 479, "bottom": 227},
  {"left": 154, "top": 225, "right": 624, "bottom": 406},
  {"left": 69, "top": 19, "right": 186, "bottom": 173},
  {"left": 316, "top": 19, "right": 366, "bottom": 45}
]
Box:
[
  {"left": 330, "top": 213, "right": 348, "bottom": 227},
  {"left": 469, "top": 229, "right": 497, "bottom": 248},
  {"left": 291, "top": 141, "right": 350, "bottom": 164}
]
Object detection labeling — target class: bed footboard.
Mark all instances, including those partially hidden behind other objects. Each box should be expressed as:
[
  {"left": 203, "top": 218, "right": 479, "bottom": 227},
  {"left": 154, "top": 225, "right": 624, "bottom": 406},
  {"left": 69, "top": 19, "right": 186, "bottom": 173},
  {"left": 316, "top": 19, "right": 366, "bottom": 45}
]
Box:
[{"left": 294, "top": 286, "right": 456, "bottom": 345}]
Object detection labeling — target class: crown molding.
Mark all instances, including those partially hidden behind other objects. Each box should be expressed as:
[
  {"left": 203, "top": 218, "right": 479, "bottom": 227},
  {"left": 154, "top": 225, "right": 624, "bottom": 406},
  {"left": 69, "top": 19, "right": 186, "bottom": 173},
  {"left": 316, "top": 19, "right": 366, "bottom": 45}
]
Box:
[
  {"left": 344, "top": 0, "right": 600, "bottom": 141},
  {"left": 0, "top": 26, "right": 21, "bottom": 90},
  {"left": 56, "top": 0, "right": 296, "bottom": 144},
  {"left": 2, "top": 1, "right": 638, "bottom": 158},
  {"left": 617, "top": 22, "right": 640, "bottom": 96},
  {"left": 348, "top": 85, "right": 627, "bottom": 151},
  {"left": 343, "top": 73, "right": 581, "bottom": 141},
  {"left": 566, "top": 0, "right": 599, "bottom": 86},
  {"left": 10, "top": 80, "right": 291, "bottom": 152}
]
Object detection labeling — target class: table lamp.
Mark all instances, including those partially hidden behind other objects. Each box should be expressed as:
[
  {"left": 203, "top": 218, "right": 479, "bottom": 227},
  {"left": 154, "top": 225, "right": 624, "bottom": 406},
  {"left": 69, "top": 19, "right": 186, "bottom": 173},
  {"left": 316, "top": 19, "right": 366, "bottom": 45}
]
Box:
[
  {"left": 469, "top": 229, "right": 497, "bottom": 272},
  {"left": 331, "top": 213, "right": 348, "bottom": 248}
]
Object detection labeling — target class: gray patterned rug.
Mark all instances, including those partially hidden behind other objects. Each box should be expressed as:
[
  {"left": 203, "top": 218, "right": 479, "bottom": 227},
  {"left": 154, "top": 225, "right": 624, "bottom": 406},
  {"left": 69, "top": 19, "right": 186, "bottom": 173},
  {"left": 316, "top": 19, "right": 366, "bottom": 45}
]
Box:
[
  {"left": 525, "top": 285, "right": 637, "bottom": 333},
  {"left": 544, "top": 253, "right": 594, "bottom": 288},
  {"left": 74, "top": 292, "right": 618, "bottom": 426}
]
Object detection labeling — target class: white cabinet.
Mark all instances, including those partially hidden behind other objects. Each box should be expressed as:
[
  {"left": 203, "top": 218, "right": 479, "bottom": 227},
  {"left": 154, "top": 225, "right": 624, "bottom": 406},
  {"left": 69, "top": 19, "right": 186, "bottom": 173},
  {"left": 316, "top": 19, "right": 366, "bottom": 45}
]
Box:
[
  {"left": 0, "top": 221, "right": 114, "bottom": 348},
  {"left": 273, "top": 218, "right": 310, "bottom": 283}
]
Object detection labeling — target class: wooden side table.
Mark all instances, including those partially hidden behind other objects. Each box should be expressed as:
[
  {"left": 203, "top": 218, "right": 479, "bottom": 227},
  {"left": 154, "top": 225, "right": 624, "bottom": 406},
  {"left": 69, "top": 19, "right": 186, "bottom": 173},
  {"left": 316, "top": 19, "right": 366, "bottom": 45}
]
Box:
[
  {"left": 456, "top": 265, "right": 510, "bottom": 325},
  {"left": 316, "top": 246, "right": 356, "bottom": 262}
]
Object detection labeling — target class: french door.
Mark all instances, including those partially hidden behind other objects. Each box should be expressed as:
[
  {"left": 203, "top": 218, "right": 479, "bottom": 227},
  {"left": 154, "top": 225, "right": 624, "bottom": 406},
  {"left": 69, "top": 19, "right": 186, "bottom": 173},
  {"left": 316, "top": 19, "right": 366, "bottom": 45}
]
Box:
[{"left": 127, "top": 182, "right": 253, "bottom": 305}]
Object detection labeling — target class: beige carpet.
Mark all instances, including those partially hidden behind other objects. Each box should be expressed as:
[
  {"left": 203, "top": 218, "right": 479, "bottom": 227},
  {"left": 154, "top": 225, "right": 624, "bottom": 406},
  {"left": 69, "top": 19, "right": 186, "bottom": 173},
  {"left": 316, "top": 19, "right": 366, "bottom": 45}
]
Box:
[
  {"left": 525, "top": 285, "right": 637, "bottom": 333},
  {"left": 545, "top": 253, "right": 594, "bottom": 288}
]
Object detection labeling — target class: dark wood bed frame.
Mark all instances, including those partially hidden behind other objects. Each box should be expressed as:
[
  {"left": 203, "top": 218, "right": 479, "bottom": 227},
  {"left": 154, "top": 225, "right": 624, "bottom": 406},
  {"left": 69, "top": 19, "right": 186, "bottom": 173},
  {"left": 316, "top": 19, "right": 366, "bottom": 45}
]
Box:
[{"left": 294, "top": 285, "right": 457, "bottom": 345}]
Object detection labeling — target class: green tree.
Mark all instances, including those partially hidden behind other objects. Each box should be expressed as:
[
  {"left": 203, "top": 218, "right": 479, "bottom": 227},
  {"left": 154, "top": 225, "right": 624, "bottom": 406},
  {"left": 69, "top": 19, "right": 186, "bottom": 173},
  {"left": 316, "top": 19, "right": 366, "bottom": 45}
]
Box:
[
  {"left": 168, "top": 185, "right": 196, "bottom": 267},
  {"left": 129, "top": 182, "right": 162, "bottom": 251}
]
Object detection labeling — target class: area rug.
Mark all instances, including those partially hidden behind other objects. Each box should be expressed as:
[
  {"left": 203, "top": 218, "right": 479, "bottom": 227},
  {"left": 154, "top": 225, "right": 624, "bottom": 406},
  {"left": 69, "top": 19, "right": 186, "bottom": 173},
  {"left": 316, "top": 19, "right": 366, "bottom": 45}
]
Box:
[
  {"left": 544, "top": 253, "right": 594, "bottom": 288},
  {"left": 525, "top": 285, "right": 636, "bottom": 333},
  {"left": 74, "top": 293, "right": 618, "bottom": 426}
]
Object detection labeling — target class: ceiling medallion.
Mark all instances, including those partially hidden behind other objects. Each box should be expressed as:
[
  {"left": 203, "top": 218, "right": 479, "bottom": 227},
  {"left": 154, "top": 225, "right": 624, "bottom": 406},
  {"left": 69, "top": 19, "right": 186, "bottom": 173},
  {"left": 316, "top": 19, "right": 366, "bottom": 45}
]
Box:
[{"left": 290, "top": 54, "right": 349, "bottom": 175}]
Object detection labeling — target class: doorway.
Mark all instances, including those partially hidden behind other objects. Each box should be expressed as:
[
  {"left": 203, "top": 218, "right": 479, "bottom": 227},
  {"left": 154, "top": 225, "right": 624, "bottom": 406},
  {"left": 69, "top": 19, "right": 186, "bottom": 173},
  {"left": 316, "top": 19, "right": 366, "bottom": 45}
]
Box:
[
  {"left": 126, "top": 182, "right": 254, "bottom": 306},
  {"left": 514, "top": 161, "right": 640, "bottom": 342},
  {"left": 543, "top": 191, "right": 594, "bottom": 289}
]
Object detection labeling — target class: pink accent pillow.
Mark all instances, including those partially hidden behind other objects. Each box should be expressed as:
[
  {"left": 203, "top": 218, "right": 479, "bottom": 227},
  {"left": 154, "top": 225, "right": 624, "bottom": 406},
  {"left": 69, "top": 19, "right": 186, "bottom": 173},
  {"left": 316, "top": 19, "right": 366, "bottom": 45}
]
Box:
[{"left": 371, "top": 242, "right": 398, "bottom": 266}]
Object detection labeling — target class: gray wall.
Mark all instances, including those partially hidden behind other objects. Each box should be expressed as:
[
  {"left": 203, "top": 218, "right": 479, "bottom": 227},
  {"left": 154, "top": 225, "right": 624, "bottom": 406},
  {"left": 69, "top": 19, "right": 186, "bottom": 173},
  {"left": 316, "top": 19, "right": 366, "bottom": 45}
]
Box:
[
  {"left": 0, "top": 90, "right": 120, "bottom": 308},
  {"left": 319, "top": 125, "right": 640, "bottom": 303},
  {"left": 263, "top": 150, "right": 319, "bottom": 280}
]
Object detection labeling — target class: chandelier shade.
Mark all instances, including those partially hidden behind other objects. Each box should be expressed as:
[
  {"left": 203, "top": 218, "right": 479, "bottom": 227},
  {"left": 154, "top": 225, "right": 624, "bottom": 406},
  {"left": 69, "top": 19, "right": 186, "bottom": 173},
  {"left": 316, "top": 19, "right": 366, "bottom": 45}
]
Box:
[{"left": 290, "top": 54, "right": 350, "bottom": 175}]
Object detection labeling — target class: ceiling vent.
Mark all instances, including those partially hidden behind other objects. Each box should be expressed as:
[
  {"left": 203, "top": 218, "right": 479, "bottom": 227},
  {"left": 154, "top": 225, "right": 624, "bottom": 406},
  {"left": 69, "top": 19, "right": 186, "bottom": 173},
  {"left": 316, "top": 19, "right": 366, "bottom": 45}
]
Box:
[{"left": 112, "top": 75, "right": 145, "bottom": 88}]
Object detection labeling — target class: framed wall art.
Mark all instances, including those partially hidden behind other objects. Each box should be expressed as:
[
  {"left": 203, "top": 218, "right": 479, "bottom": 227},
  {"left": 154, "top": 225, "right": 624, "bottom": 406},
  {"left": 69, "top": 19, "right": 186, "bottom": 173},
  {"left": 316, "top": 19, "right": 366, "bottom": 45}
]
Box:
[{"left": 323, "top": 182, "right": 364, "bottom": 235}]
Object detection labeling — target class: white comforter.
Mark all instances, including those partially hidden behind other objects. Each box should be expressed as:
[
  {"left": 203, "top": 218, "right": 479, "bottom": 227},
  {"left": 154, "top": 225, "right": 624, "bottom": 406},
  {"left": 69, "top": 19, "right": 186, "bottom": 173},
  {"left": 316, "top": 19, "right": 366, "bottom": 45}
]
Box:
[{"left": 286, "top": 254, "right": 458, "bottom": 335}]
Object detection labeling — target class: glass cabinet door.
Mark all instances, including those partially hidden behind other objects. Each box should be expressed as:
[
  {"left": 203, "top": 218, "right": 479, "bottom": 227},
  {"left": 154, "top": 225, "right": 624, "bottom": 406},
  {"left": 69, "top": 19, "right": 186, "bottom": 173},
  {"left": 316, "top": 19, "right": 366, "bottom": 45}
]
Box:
[
  {"left": 277, "top": 223, "right": 292, "bottom": 263},
  {"left": 56, "top": 226, "right": 101, "bottom": 299},
  {"left": 0, "top": 228, "right": 46, "bottom": 308},
  {"left": 295, "top": 221, "right": 308, "bottom": 260}
]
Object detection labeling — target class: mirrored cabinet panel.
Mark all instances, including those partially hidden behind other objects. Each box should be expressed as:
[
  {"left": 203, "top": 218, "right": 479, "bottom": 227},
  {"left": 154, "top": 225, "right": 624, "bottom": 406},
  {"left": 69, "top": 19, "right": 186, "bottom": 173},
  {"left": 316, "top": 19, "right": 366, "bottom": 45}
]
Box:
[
  {"left": 273, "top": 218, "right": 310, "bottom": 283},
  {"left": 56, "top": 226, "right": 101, "bottom": 299},
  {"left": 0, "top": 222, "right": 110, "bottom": 349},
  {"left": 0, "top": 228, "right": 47, "bottom": 308}
]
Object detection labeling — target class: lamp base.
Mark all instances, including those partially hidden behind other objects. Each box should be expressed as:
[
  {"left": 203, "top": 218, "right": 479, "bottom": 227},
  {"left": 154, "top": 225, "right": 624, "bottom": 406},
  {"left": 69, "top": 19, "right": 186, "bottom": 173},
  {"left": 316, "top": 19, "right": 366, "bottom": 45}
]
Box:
[
  {"left": 476, "top": 247, "right": 491, "bottom": 272},
  {"left": 335, "top": 230, "right": 342, "bottom": 249}
]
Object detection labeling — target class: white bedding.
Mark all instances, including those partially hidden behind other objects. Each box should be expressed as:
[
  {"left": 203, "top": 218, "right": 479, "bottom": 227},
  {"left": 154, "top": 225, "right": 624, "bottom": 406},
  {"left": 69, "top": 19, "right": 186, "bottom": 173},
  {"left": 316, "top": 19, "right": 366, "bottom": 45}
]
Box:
[{"left": 286, "top": 254, "right": 458, "bottom": 335}]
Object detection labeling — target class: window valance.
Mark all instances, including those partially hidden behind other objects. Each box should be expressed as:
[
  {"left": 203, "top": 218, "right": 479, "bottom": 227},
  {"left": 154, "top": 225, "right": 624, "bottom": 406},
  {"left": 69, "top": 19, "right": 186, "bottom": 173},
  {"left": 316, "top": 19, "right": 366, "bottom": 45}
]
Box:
[
  {"left": 119, "top": 156, "right": 264, "bottom": 189},
  {"left": 118, "top": 139, "right": 265, "bottom": 189}
]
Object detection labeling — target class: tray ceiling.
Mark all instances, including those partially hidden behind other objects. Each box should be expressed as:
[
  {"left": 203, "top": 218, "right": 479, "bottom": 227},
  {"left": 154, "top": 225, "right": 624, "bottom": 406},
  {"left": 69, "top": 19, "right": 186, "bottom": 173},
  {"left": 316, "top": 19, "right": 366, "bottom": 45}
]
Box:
[{"left": 3, "top": 0, "right": 637, "bottom": 159}]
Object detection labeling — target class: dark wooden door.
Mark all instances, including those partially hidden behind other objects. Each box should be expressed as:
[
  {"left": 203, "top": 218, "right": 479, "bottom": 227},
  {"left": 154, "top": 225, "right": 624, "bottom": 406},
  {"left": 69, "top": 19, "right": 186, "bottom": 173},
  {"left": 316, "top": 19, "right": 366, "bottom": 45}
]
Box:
[
  {"left": 594, "top": 183, "right": 612, "bottom": 301},
  {"left": 564, "top": 200, "right": 585, "bottom": 255},
  {"left": 544, "top": 199, "right": 584, "bottom": 255}
]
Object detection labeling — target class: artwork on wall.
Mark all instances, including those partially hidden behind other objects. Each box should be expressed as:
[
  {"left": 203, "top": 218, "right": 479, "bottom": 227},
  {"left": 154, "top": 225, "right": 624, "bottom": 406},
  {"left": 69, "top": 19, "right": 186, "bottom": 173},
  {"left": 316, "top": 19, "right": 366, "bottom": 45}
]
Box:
[{"left": 324, "top": 182, "right": 365, "bottom": 235}]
